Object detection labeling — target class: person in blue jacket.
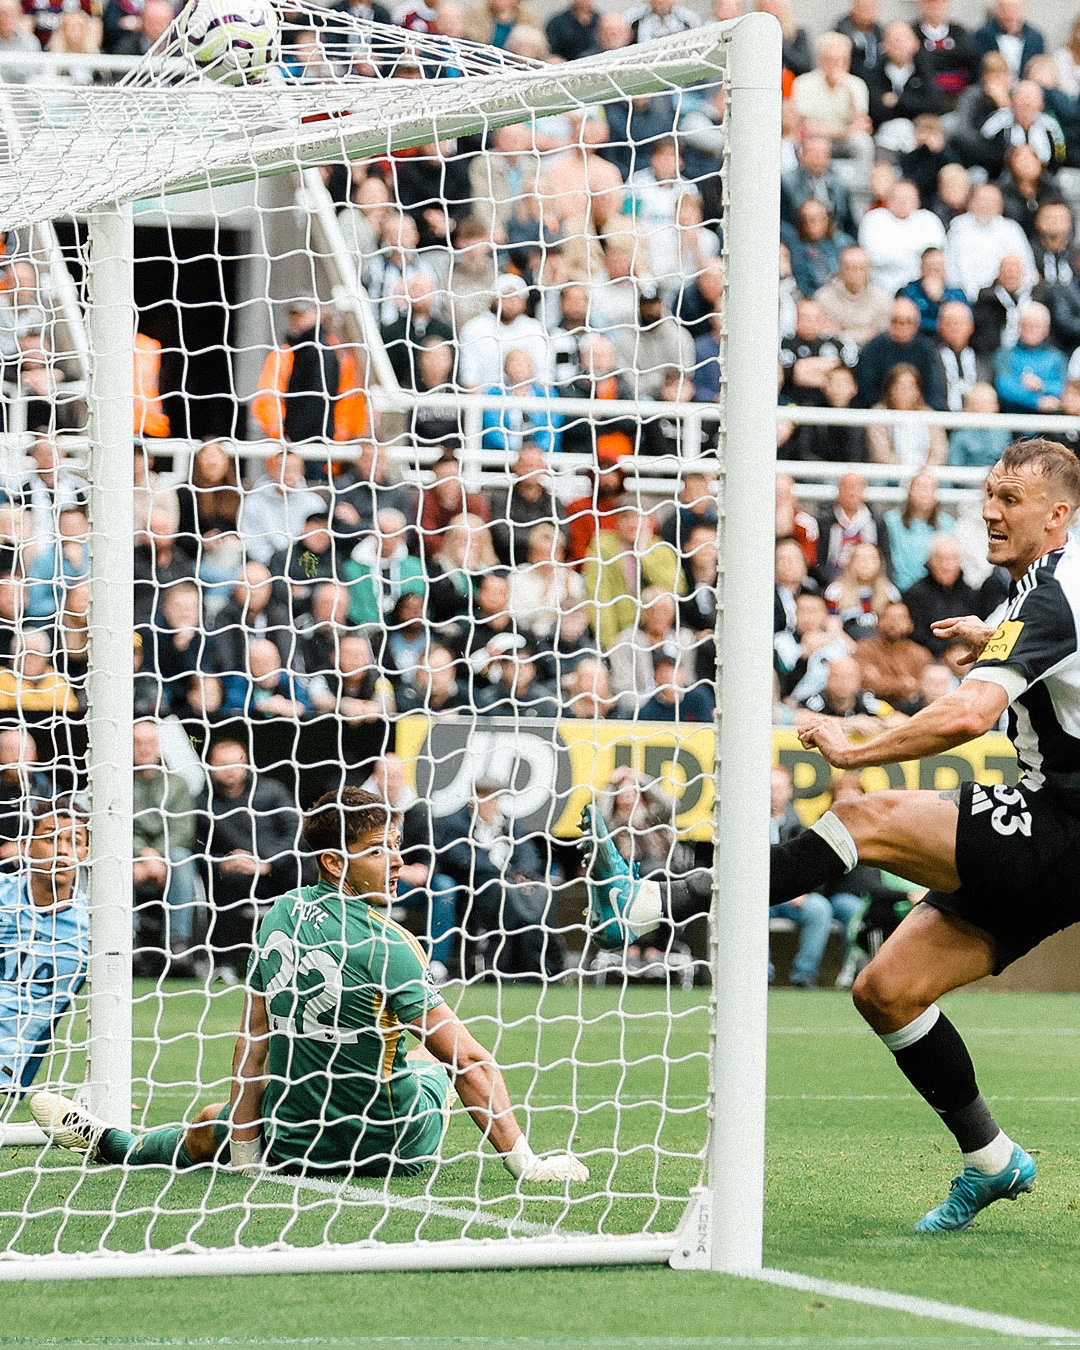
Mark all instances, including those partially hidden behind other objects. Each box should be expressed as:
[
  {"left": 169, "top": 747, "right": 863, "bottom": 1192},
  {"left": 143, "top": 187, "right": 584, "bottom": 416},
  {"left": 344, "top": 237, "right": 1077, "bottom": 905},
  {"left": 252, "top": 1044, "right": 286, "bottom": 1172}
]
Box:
[
  {"left": 481, "top": 348, "right": 562, "bottom": 455},
  {"left": 993, "top": 300, "right": 1066, "bottom": 414}
]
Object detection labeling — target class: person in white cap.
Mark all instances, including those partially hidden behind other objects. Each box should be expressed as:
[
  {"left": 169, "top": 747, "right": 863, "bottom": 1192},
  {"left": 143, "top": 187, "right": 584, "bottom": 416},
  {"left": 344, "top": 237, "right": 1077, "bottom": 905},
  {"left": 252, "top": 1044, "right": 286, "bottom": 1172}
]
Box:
[{"left": 458, "top": 274, "right": 551, "bottom": 390}]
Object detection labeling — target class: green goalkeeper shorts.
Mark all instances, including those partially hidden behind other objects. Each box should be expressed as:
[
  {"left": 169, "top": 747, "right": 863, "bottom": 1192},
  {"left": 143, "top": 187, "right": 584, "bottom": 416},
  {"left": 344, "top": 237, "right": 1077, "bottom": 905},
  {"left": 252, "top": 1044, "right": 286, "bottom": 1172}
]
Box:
[
  {"left": 351, "top": 1061, "right": 452, "bottom": 1178},
  {"left": 212, "top": 1063, "right": 451, "bottom": 1177}
]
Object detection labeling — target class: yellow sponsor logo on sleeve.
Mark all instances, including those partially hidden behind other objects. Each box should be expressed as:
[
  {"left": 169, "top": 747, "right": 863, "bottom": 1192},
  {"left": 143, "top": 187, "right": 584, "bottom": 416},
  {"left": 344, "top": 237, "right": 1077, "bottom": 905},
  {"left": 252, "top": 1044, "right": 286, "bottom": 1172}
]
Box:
[{"left": 978, "top": 620, "right": 1024, "bottom": 663}]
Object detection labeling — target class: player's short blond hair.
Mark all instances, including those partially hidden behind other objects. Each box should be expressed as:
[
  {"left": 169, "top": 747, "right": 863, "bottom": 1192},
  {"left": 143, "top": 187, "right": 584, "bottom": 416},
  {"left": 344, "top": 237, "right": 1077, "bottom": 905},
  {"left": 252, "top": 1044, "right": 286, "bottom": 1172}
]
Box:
[{"left": 999, "top": 438, "right": 1080, "bottom": 510}]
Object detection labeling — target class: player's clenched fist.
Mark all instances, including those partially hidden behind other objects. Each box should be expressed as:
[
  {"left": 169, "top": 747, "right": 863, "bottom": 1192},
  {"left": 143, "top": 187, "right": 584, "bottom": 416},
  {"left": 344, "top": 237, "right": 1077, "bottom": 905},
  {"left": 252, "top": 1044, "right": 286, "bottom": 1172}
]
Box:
[{"left": 797, "top": 717, "right": 856, "bottom": 768}]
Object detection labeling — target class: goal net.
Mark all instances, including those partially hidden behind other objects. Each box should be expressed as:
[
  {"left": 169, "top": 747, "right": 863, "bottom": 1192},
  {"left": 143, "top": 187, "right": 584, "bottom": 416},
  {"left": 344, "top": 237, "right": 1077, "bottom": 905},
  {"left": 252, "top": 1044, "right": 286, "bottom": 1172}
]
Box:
[{"left": 0, "top": 3, "right": 779, "bottom": 1279}]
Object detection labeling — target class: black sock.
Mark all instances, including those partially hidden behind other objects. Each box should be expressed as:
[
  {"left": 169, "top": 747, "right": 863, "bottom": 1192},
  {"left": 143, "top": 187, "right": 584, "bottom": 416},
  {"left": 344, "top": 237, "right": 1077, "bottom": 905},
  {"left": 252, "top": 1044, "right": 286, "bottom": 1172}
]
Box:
[
  {"left": 889, "top": 1012, "right": 1000, "bottom": 1153},
  {"left": 770, "top": 829, "right": 848, "bottom": 906}
]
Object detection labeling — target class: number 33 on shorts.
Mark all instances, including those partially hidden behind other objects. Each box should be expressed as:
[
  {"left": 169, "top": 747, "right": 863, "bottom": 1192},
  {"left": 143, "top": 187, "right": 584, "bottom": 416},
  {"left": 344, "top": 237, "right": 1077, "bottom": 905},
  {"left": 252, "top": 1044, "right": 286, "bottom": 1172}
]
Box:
[{"left": 969, "top": 783, "right": 1033, "bottom": 837}]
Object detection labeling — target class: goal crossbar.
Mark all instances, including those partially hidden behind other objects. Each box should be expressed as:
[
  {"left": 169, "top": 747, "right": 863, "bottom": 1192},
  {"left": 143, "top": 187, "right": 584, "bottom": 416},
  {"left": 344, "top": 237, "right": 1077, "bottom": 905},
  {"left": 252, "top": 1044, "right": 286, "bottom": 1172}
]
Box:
[{"left": 2, "top": 25, "right": 729, "bottom": 231}]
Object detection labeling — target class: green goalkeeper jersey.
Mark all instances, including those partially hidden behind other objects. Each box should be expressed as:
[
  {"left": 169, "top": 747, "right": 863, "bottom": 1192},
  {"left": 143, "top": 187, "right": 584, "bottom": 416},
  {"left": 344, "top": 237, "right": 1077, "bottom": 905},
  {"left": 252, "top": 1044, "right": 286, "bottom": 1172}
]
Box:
[{"left": 248, "top": 880, "right": 446, "bottom": 1171}]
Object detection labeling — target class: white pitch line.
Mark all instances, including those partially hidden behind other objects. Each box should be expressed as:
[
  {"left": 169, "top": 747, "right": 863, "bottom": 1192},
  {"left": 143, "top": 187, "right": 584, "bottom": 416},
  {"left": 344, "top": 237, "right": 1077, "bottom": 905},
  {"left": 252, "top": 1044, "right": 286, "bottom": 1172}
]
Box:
[
  {"left": 746, "top": 1268, "right": 1080, "bottom": 1341},
  {"left": 771, "top": 1025, "right": 1080, "bottom": 1037},
  {"left": 0, "top": 1342, "right": 1056, "bottom": 1349},
  {"left": 767, "top": 1093, "right": 1080, "bottom": 1103},
  {"left": 484, "top": 1091, "right": 1080, "bottom": 1104},
  {"left": 245, "top": 1173, "right": 1080, "bottom": 1343},
  {"left": 259, "top": 1172, "right": 587, "bottom": 1240}
]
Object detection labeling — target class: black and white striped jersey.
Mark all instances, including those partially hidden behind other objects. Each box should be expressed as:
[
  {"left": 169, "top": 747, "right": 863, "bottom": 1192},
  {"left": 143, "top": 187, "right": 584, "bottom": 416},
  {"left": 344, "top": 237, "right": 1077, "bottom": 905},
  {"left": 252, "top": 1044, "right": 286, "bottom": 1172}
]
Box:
[{"left": 966, "top": 536, "right": 1080, "bottom": 810}]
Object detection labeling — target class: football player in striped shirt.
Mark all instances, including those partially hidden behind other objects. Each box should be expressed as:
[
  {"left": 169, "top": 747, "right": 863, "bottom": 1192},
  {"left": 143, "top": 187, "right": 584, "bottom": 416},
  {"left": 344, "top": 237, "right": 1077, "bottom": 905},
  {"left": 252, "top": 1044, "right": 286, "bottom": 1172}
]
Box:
[{"left": 772, "top": 439, "right": 1080, "bottom": 1232}]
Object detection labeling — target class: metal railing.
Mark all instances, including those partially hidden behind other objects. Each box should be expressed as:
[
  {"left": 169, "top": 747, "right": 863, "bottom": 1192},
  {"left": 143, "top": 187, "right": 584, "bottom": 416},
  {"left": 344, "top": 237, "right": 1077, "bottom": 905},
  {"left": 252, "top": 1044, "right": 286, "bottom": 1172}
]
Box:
[{"left": 3, "top": 382, "right": 1076, "bottom": 504}]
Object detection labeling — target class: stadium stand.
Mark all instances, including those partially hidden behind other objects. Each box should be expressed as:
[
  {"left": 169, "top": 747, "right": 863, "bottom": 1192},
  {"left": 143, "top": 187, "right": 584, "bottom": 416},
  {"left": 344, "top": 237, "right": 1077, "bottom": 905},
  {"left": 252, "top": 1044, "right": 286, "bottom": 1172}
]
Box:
[{"left": 1, "top": 0, "right": 1079, "bottom": 991}]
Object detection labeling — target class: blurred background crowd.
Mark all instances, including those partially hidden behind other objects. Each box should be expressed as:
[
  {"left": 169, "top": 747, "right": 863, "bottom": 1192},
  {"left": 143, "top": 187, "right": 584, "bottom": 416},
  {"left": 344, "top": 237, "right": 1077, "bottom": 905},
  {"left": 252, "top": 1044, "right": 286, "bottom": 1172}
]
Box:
[{"left": 0, "top": 0, "right": 1072, "bottom": 989}]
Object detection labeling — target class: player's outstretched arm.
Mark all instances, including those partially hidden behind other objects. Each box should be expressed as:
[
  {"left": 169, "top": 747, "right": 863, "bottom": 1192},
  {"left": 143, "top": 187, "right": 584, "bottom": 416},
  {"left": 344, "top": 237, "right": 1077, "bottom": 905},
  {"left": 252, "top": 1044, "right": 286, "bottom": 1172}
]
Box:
[
  {"left": 412, "top": 1005, "right": 588, "bottom": 1184},
  {"left": 228, "top": 992, "right": 270, "bottom": 1175},
  {"left": 800, "top": 678, "right": 1010, "bottom": 770}
]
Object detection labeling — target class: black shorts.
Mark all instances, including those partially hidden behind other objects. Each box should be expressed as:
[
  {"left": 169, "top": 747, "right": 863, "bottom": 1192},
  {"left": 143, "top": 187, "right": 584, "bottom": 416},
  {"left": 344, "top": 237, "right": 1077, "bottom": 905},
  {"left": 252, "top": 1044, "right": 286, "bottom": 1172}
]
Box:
[{"left": 922, "top": 779, "right": 1080, "bottom": 974}]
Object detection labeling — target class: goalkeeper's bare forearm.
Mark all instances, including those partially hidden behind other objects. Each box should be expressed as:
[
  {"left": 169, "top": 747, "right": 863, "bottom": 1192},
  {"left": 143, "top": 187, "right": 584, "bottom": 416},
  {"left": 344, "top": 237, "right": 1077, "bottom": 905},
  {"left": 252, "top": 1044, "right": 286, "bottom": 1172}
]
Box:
[
  {"left": 414, "top": 1005, "right": 521, "bottom": 1154},
  {"left": 413, "top": 1006, "right": 589, "bottom": 1183},
  {"left": 229, "top": 992, "right": 270, "bottom": 1146}
]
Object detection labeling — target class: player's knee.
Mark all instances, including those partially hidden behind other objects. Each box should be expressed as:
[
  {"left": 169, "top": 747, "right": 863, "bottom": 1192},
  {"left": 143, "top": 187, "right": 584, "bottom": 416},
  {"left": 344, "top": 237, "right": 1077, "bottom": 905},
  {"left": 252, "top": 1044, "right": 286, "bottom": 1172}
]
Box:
[
  {"left": 831, "top": 793, "right": 904, "bottom": 852},
  {"left": 185, "top": 1103, "right": 228, "bottom": 1164},
  {"left": 851, "top": 962, "right": 904, "bottom": 1025}
]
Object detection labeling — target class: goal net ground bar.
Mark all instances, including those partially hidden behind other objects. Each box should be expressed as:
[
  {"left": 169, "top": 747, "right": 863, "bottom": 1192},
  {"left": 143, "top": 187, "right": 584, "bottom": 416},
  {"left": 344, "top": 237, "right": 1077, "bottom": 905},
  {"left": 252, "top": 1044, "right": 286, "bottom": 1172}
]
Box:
[{"left": 0, "top": 1232, "right": 677, "bottom": 1282}]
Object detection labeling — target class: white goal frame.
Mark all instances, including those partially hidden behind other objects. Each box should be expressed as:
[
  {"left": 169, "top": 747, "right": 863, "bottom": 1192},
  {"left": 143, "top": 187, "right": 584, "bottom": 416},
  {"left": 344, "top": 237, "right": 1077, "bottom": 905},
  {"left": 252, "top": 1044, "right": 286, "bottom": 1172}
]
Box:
[{"left": 0, "top": 12, "right": 781, "bottom": 1280}]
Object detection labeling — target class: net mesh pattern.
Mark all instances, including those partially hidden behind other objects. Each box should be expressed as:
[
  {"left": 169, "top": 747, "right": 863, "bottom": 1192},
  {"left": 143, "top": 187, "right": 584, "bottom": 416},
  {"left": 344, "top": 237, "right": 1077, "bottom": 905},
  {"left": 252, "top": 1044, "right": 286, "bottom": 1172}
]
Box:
[
  {"left": 0, "top": 7, "right": 728, "bottom": 228},
  {"left": 0, "top": 4, "right": 732, "bottom": 1268}
]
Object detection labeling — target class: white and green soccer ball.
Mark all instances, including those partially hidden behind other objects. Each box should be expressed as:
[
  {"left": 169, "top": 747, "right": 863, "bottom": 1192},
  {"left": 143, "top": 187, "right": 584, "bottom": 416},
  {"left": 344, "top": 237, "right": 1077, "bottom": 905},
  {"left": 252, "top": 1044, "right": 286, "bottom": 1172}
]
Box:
[{"left": 177, "top": 0, "right": 279, "bottom": 85}]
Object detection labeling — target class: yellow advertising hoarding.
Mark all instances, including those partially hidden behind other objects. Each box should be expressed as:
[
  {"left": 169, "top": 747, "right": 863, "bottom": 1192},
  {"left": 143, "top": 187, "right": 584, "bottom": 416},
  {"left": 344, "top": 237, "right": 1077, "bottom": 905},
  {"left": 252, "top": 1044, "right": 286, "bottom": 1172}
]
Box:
[
  {"left": 775, "top": 728, "right": 1019, "bottom": 825},
  {"left": 394, "top": 717, "right": 1019, "bottom": 839}
]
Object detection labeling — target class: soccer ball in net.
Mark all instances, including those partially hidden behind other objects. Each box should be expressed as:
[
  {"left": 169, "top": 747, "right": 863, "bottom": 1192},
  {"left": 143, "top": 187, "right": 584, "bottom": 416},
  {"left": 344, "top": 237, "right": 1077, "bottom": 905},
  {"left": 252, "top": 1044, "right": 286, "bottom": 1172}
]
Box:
[{"left": 176, "top": 0, "right": 279, "bottom": 84}]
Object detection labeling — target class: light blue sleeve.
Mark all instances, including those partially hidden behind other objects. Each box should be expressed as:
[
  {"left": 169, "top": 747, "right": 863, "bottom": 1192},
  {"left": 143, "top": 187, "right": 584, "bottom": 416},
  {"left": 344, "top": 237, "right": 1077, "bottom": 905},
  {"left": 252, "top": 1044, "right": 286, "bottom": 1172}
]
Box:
[{"left": 0, "top": 884, "right": 88, "bottom": 1097}]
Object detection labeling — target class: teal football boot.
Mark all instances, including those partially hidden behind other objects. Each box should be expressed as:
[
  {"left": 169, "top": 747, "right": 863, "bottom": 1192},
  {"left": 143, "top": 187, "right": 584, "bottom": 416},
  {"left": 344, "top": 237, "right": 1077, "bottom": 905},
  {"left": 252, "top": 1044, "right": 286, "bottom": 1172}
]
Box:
[
  {"left": 914, "top": 1144, "right": 1036, "bottom": 1233},
  {"left": 577, "top": 803, "right": 662, "bottom": 950}
]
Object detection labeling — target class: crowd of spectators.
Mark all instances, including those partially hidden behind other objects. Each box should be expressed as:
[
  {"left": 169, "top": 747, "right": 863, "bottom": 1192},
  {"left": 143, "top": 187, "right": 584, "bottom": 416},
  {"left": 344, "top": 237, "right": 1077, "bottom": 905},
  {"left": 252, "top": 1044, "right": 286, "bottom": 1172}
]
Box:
[
  {"left": 4, "top": 0, "right": 1078, "bottom": 990},
  {"left": 771, "top": 0, "right": 1080, "bottom": 464},
  {"left": 9, "top": 0, "right": 1080, "bottom": 440},
  {"left": 123, "top": 442, "right": 717, "bottom": 736},
  {"left": 773, "top": 466, "right": 1003, "bottom": 718},
  {"left": 0, "top": 429, "right": 719, "bottom": 981}
]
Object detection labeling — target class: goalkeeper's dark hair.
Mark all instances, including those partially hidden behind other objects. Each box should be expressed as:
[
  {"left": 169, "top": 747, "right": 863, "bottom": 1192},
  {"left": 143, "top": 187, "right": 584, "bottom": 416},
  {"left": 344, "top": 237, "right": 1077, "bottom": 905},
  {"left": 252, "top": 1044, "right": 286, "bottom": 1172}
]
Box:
[
  {"left": 32, "top": 794, "right": 89, "bottom": 831},
  {"left": 999, "top": 438, "right": 1080, "bottom": 509},
  {"left": 303, "top": 788, "right": 393, "bottom": 858}
]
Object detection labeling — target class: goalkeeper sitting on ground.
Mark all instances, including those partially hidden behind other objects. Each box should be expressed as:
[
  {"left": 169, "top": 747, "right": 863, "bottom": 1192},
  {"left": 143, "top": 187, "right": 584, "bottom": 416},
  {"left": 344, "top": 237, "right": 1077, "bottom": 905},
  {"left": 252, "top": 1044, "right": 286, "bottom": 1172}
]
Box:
[{"left": 32, "top": 789, "right": 586, "bottom": 1184}]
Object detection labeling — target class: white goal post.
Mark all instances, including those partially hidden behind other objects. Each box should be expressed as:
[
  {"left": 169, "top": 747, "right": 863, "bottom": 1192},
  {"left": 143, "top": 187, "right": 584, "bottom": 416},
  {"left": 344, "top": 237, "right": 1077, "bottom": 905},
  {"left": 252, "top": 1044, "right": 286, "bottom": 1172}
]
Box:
[{"left": 0, "top": 7, "right": 780, "bottom": 1279}]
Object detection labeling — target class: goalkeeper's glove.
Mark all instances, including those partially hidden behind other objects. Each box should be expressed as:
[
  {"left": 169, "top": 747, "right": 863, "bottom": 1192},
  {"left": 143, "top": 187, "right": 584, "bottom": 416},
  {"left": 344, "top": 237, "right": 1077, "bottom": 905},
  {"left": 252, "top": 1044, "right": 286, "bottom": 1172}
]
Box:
[
  {"left": 502, "top": 1136, "right": 589, "bottom": 1184},
  {"left": 229, "top": 1136, "right": 263, "bottom": 1177},
  {"left": 577, "top": 803, "right": 663, "bottom": 951}
]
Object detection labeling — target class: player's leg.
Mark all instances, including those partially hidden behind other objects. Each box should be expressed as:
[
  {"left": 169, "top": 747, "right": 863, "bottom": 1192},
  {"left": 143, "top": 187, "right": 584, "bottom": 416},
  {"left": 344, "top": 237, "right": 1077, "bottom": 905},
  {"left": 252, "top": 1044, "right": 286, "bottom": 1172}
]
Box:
[
  {"left": 775, "top": 893, "right": 833, "bottom": 988},
  {"left": 407, "top": 1044, "right": 459, "bottom": 1104},
  {"left": 1, "top": 989, "right": 71, "bottom": 1097},
  {"left": 771, "top": 789, "right": 961, "bottom": 906},
  {"left": 345, "top": 1057, "right": 454, "bottom": 1178},
  {"left": 854, "top": 902, "right": 994, "bottom": 1031},
  {"left": 853, "top": 904, "right": 1034, "bottom": 1231},
  {"left": 99, "top": 1100, "right": 230, "bottom": 1166},
  {"left": 32, "top": 1093, "right": 229, "bottom": 1167}
]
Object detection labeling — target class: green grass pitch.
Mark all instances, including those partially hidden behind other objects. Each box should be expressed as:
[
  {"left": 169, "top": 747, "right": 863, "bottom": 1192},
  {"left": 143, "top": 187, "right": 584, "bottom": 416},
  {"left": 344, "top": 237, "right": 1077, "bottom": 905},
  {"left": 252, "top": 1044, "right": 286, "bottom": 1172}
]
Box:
[{"left": 2, "top": 984, "right": 1079, "bottom": 1347}]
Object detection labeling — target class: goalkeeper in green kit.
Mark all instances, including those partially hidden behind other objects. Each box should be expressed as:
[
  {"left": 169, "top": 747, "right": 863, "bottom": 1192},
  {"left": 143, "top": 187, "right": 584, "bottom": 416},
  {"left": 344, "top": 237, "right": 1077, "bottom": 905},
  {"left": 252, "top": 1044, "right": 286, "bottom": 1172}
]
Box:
[{"left": 32, "top": 789, "right": 587, "bottom": 1184}]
